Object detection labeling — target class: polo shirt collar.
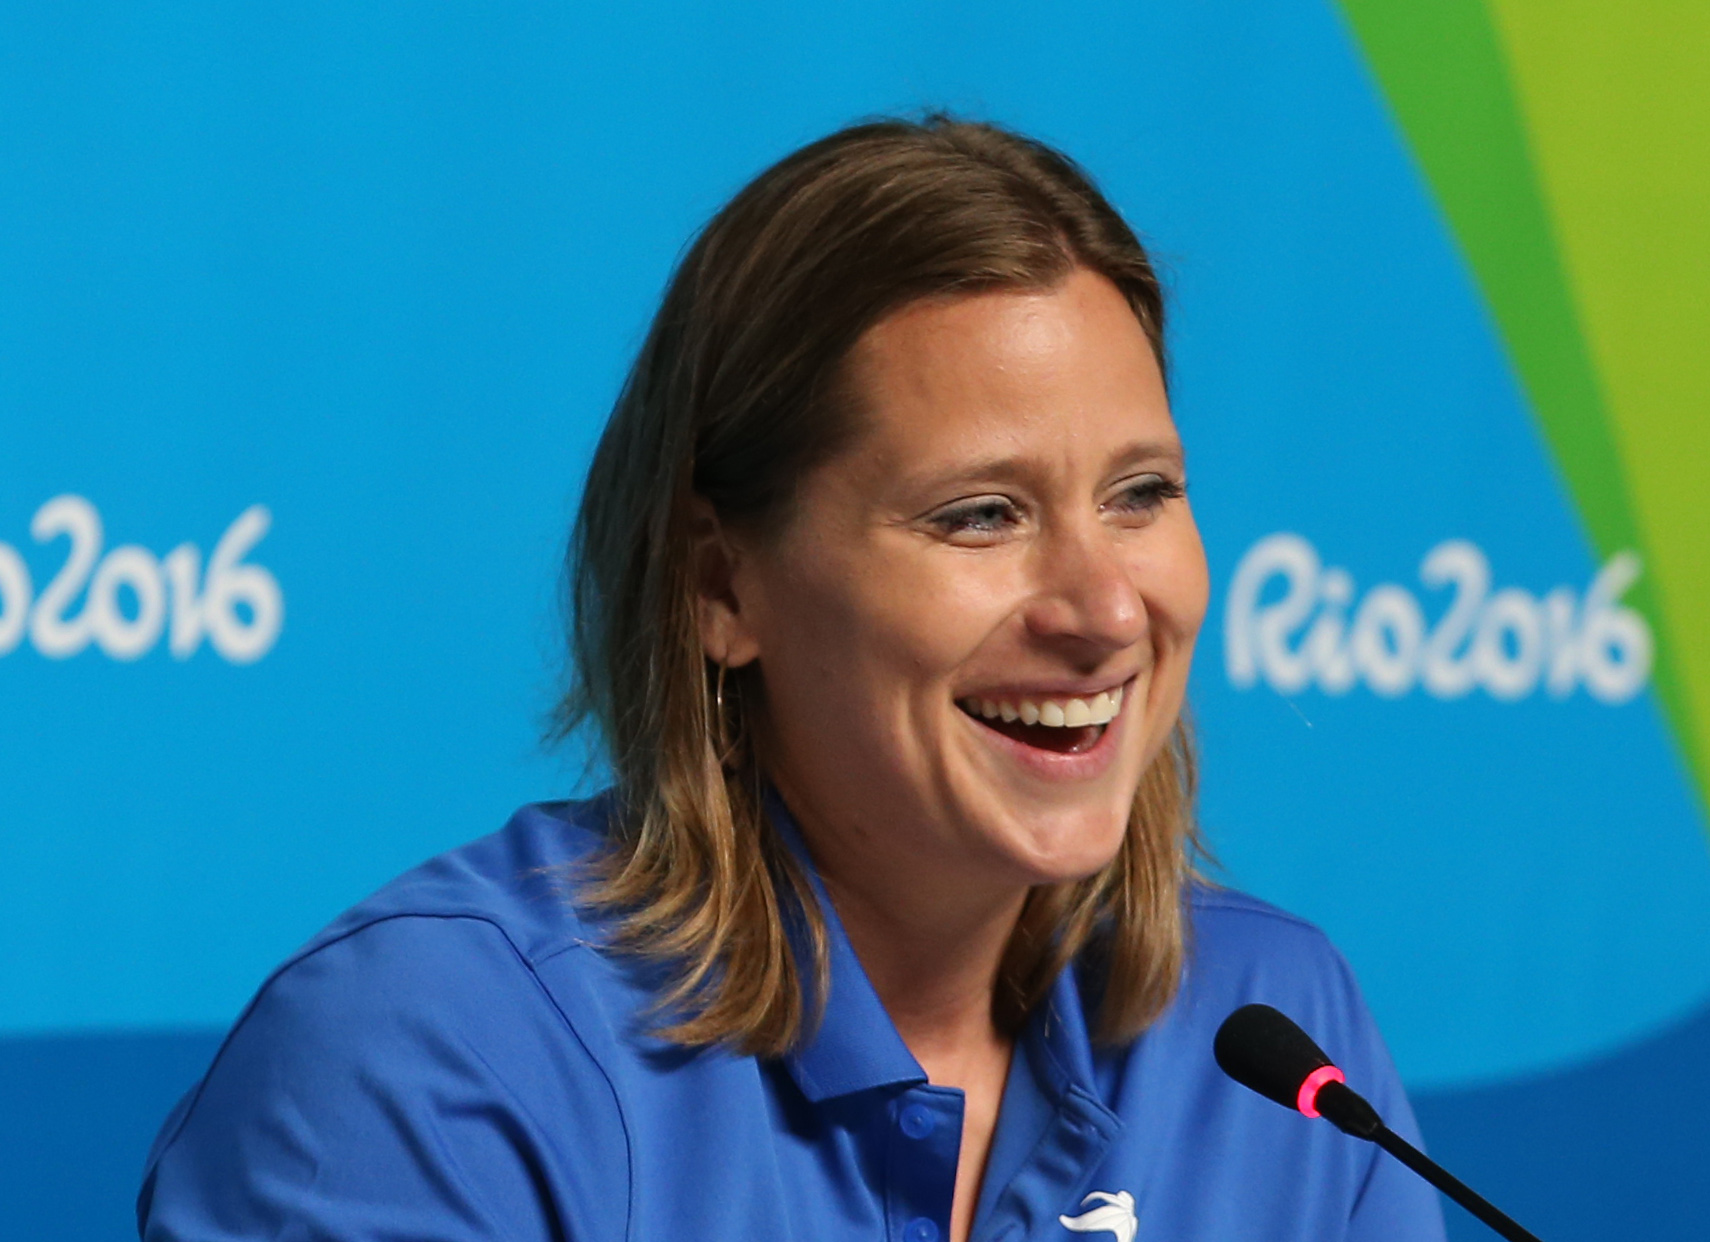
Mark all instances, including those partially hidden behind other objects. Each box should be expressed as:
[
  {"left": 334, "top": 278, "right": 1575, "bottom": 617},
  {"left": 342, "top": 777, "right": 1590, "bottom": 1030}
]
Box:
[
  {"left": 767, "top": 792, "right": 1110, "bottom": 1115},
  {"left": 1030, "top": 954, "right": 1103, "bottom": 1100},
  {"left": 768, "top": 793, "right": 928, "bottom": 1103}
]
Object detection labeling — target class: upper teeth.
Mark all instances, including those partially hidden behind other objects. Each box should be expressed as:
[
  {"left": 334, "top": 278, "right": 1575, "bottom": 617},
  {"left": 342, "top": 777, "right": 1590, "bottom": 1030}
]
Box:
[{"left": 964, "top": 686, "right": 1124, "bottom": 727}]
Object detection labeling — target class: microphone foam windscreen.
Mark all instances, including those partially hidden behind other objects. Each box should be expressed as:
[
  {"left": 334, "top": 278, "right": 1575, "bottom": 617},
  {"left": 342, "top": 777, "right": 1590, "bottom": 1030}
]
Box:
[{"left": 1213, "top": 1003, "right": 1336, "bottom": 1111}]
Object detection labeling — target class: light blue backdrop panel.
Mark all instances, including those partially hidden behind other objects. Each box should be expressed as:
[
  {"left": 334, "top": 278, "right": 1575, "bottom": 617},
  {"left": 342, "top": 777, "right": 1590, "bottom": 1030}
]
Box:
[{"left": 2, "top": 3, "right": 1707, "bottom": 1240}]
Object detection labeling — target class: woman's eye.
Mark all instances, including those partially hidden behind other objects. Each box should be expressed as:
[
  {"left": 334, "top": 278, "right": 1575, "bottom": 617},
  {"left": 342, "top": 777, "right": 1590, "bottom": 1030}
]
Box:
[
  {"left": 1106, "top": 474, "right": 1186, "bottom": 520},
  {"left": 929, "top": 497, "right": 1023, "bottom": 541}
]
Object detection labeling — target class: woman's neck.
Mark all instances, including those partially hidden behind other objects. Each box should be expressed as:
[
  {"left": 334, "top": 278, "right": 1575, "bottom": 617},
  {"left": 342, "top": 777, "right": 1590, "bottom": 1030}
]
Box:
[{"left": 817, "top": 861, "right": 1024, "bottom": 1067}]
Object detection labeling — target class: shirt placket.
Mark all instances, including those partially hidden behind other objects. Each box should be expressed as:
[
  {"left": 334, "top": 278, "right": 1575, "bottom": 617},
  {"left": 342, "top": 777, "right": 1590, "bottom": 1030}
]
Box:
[{"left": 884, "top": 1085, "right": 964, "bottom": 1242}]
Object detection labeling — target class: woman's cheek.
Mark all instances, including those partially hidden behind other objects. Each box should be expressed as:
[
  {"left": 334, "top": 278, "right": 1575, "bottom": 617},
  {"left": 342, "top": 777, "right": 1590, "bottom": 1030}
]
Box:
[
  {"left": 1145, "top": 530, "right": 1210, "bottom": 643},
  {"left": 1175, "top": 516, "right": 1213, "bottom": 623},
  {"left": 888, "top": 562, "right": 1016, "bottom": 666}
]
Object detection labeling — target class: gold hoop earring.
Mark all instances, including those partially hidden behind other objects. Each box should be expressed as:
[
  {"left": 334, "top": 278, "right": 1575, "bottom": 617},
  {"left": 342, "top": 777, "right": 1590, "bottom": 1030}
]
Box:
[
  {"left": 714, "top": 660, "right": 748, "bottom": 769},
  {"left": 712, "top": 661, "right": 736, "bottom": 767}
]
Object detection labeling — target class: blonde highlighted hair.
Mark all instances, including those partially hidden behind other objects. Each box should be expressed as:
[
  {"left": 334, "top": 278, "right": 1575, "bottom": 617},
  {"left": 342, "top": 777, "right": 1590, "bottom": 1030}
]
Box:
[{"left": 558, "top": 115, "right": 1203, "bottom": 1056}]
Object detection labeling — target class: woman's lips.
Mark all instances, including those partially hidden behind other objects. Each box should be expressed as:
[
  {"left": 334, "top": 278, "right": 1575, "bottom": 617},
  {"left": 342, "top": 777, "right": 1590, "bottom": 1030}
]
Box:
[{"left": 955, "top": 683, "right": 1128, "bottom": 755}]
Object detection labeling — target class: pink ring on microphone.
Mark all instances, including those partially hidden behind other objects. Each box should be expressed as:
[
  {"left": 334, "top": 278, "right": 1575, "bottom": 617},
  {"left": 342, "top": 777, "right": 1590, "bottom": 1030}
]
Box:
[{"left": 1296, "top": 1065, "right": 1345, "bottom": 1118}]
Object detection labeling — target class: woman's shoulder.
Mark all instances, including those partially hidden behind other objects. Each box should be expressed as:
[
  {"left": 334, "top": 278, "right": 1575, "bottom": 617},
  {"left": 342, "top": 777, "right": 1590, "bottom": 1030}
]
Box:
[
  {"left": 161, "top": 796, "right": 629, "bottom": 1113},
  {"left": 1094, "top": 883, "right": 1417, "bottom": 1162},
  {"left": 1084, "top": 894, "right": 1440, "bottom": 1240},
  {"left": 299, "top": 795, "right": 615, "bottom": 966},
  {"left": 1146, "top": 882, "right": 1392, "bottom": 1078},
  {"left": 140, "top": 797, "right": 638, "bottom": 1239},
  {"left": 177, "top": 793, "right": 630, "bottom": 1073},
  {"left": 1180, "top": 882, "right": 1367, "bottom": 1008},
  {"left": 207, "top": 795, "right": 637, "bottom": 1075},
  {"left": 1186, "top": 882, "right": 1343, "bottom": 955}
]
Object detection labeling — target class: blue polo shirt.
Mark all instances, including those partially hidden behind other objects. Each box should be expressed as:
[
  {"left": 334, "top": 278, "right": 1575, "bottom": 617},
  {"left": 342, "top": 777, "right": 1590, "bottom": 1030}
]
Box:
[{"left": 139, "top": 797, "right": 1446, "bottom": 1241}]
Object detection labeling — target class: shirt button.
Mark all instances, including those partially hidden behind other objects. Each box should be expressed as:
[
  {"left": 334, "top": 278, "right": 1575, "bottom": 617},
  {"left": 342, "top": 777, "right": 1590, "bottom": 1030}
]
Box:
[
  {"left": 904, "top": 1218, "right": 939, "bottom": 1242},
  {"left": 899, "top": 1103, "right": 936, "bottom": 1139}
]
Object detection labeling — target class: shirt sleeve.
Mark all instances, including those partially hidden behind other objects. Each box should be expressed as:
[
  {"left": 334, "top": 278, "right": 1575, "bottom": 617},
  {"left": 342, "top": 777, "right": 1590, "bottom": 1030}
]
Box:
[{"left": 137, "top": 914, "right": 630, "bottom": 1242}]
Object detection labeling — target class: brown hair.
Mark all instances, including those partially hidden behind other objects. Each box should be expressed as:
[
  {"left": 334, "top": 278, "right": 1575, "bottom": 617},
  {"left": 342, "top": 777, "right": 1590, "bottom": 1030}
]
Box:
[{"left": 558, "top": 114, "right": 1201, "bottom": 1055}]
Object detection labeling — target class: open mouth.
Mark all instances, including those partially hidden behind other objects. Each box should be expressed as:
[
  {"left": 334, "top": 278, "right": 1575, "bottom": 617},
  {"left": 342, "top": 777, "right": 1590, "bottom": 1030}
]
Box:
[{"left": 956, "top": 685, "right": 1125, "bottom": 755}]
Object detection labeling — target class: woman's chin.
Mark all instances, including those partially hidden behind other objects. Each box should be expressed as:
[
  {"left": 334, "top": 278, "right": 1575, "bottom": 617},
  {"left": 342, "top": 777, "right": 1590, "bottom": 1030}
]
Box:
[
  {"left": 964, "top": 803, "right": 1134, "bottom": 888},
  {"left": 946, "top": 755, "right": 1148, "bottom": 883}
]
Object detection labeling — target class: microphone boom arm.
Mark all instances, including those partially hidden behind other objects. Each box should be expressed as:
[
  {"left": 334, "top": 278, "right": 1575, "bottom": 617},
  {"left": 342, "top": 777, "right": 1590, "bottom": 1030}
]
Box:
[{"left": 1315, "top": 1081, "right": 1543, "bottom": 1242}]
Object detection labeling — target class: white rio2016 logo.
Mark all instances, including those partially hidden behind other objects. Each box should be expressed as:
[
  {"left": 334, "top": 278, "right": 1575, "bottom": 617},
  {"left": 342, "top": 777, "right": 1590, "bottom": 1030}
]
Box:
[
  {"left": 0, "top": 495, "right": 283, "bottom": 664},
  {"left": 1225, "top": 533, "right": 1652, "bottom": 704}
]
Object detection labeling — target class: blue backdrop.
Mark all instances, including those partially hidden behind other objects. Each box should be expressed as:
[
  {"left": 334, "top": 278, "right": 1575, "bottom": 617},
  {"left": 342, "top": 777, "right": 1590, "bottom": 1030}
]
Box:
[{"left": 4, "top": 3, "right": 1705, "bottom": 1239}]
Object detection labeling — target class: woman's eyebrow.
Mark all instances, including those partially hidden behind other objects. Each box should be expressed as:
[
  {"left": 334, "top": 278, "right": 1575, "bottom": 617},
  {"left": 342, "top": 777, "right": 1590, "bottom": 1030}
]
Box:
[
  {"left": 903, "top": 440, "right": 1186, "bottom": 493},
  {"left": 902, "top": 455, "right": 1036, "bottom": 492},
  {"left": 1106, "top": 440, "right": 1186, "bottom": 474}
]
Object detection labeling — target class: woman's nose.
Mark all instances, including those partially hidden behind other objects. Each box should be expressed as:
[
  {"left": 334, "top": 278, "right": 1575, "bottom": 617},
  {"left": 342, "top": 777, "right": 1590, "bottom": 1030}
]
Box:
[{"left": 1022, "top": 521, "right": 1147, "bottom": 656}]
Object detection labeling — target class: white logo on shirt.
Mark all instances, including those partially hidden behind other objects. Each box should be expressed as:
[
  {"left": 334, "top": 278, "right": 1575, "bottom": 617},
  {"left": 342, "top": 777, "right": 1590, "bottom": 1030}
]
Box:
[{"left": 1059, "top": 1190, "right": 1137, "bottom": 1242}]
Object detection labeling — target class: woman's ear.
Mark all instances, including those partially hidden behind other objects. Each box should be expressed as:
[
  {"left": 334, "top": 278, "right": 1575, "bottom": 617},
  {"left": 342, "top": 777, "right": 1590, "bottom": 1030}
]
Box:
[{"left": 688, "top": 495, "right": 763, "bottom": 668}]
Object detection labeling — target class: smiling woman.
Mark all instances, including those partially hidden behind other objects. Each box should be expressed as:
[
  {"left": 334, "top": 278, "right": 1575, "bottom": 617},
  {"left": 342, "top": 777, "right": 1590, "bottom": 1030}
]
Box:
[{"left": 138, "top": 118, "right": 1445, "bottom": 1242}]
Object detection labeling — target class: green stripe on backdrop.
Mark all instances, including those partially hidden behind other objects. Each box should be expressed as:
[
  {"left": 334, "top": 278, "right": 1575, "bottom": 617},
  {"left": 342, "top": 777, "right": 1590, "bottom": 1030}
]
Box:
[
  {"left": 1486, "top": 0, "right": 1710, "bottom": 824},
  {"left": 1334, "top": 0, "right": 1705, "bottom": 810}
]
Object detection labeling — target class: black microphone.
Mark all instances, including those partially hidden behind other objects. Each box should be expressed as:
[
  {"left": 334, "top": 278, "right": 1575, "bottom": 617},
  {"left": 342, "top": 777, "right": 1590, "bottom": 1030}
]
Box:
[{"left": 1214, "top": 1004, "right": 1544, "bottom": 1242}]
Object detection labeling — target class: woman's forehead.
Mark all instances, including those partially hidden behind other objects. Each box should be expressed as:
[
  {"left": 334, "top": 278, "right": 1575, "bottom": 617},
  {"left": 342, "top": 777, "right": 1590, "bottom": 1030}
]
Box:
[{"left": 835, "top": 272, "right": 1175, "bottom": 475}]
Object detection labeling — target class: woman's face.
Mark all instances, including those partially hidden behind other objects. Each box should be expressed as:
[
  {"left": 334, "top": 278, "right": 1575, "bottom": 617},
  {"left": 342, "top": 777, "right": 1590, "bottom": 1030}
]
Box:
[{"left": 711, "top": 268, "right": 1208, "bottom": 901}]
